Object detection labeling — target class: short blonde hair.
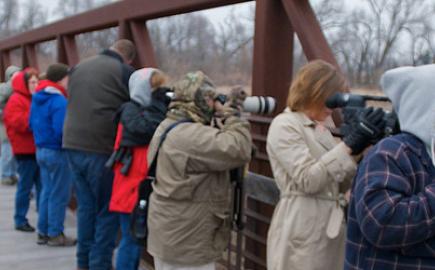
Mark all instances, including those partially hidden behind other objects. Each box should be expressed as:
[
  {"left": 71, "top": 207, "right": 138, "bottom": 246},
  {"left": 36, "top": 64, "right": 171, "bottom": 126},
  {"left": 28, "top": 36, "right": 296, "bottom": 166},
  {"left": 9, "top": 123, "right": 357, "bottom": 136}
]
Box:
[{"left": 287, "top": 60, "right": 347, "bottom": 112}]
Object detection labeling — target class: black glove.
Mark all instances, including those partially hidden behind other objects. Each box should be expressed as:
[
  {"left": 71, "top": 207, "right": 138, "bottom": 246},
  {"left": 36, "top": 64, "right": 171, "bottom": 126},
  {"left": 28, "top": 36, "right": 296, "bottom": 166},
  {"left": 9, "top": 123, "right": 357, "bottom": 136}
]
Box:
[
  {"left": 343, "top": 107, "right": 386, "bottom": 155},
  {"left": 152, "top": 87, "right": 172, "bottom": 106}
]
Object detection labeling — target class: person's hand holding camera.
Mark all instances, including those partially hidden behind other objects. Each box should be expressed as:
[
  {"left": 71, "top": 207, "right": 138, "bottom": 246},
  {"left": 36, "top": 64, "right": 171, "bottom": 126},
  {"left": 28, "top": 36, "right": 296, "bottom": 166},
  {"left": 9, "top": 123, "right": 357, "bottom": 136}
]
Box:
[
  {"left": 152, "top": 87, "right": 172, "bottom": 106},
  {"left": 214, "top": 87, "right": 247, "bottom": 119},
  {"left": 343, "top": 107, "right": 386, "bottom": 155}
]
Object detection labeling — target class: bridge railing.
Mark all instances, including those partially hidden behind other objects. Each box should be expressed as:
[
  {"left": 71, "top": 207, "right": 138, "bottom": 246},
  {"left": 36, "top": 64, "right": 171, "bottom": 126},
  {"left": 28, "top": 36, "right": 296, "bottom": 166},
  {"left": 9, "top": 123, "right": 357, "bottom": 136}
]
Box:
[{"left": 0, "top": 0, "right": 338, "bottom": 269}]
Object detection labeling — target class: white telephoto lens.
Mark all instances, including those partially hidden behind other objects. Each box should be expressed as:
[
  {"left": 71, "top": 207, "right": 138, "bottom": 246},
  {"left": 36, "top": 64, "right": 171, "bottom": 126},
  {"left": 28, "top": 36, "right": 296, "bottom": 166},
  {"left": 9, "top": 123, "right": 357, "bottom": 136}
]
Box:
[{"left": 243, "top": 96, "right": 276, "bottom": 115}]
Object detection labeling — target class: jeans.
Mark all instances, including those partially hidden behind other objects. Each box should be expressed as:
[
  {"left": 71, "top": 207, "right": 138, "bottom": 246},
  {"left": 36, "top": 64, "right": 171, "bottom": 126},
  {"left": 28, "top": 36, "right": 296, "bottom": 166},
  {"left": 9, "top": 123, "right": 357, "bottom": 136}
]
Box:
[
  {"left": 36, "top": 148, "right": 72, "bottom": 237},
  {"left": 14, "top": 158, "right": 41, "bottom": 226},
  {"left": 65, "top": 149, "right": 119, "bottom": 270},
  {"left": 1, "top": 140, "right": 17, "bottom": 178},
  {"left": 116, "top": 213, "right": 142, "bottom": 270}
]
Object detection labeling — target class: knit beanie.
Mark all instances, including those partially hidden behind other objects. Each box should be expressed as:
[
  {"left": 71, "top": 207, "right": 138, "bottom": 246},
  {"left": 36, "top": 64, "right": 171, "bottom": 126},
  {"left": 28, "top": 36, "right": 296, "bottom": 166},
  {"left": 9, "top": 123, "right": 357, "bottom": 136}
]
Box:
[{"left": 46, "top": 63, "right": 69, "bottom": 82}]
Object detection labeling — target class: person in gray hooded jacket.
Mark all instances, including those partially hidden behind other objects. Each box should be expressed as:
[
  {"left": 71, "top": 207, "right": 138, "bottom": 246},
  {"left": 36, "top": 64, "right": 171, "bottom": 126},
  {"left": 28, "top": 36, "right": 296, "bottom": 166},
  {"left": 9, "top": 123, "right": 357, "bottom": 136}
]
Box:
[
  {"left": 345, "top": 64, "right": 435, "bottom": 270},
  {"left": 0, "top": 65, "right": 20, "bottom": 185}
]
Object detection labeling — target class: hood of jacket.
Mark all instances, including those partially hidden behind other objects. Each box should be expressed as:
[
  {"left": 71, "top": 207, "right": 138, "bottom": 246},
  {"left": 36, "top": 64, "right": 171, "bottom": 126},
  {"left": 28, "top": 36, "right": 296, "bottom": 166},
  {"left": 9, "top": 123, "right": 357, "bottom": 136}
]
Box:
[
  {"left": 36, "top": 80, "right": 67, "bottom": 97},
  {"left": 5, "top": 66, "right": 20, "bottom": 82},
  {"left": 128, "top": 67, "right": 157, "bottom": 107},
  {"left": 11, "top": 70, "right": 31, "bottom": 97},
  {"left": 380, "top": 64, "right": 435, "bottom": 158}
]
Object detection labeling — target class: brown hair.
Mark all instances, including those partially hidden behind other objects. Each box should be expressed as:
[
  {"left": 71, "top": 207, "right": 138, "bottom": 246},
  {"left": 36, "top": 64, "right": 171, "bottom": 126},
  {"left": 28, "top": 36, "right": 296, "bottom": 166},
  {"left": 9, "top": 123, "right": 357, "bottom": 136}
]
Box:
[
  {"left": 150, "top": 70, "right": 168, "bottom": 89},
  {"left": 24, "top": 67, "right": 39, "bottom": 87},
  {"left": 111, "top": 39, "right": 136, "bottom": 63},
  {"left": 287, "top": 60, "right": 347, "bottom": 112}
]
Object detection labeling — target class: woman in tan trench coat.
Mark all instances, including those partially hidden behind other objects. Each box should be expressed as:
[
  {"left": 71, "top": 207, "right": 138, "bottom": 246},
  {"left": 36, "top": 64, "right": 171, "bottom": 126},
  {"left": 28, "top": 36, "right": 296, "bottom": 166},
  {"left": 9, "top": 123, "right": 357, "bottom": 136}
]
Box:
[{"left": 266, "top": 60, "right": 385, "bottom": 270}]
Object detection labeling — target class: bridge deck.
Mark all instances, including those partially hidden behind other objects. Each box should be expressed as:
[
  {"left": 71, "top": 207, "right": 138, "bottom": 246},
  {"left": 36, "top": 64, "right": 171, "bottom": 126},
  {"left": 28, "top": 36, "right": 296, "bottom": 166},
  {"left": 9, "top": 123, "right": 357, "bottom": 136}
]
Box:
[{"left": 0, "top": 184, "right": 76, "bottom": 269}]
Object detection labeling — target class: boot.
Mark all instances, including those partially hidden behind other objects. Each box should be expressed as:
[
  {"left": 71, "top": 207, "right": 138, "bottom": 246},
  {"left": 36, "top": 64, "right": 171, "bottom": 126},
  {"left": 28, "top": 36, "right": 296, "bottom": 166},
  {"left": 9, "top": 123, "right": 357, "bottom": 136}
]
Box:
[
  {"left": 47, "top": 232, "right": 76, "bottom": 247},
  {"left": 37, "top": 234, "right": 48, "bottom": 245}
]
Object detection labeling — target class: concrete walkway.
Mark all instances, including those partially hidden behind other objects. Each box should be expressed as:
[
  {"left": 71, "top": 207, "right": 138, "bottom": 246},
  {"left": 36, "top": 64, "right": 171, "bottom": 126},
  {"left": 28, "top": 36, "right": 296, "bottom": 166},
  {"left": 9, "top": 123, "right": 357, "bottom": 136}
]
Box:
[{"left": 0, "top": 183, "right": 77, "bottom": 270}]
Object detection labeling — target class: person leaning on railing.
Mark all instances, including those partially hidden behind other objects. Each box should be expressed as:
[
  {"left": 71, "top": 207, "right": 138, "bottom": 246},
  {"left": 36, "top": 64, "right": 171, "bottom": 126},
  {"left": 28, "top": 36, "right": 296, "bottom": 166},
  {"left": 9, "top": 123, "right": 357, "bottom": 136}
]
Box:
[{"left": 265, "top": 60, "right": 385, "bottom": 270}]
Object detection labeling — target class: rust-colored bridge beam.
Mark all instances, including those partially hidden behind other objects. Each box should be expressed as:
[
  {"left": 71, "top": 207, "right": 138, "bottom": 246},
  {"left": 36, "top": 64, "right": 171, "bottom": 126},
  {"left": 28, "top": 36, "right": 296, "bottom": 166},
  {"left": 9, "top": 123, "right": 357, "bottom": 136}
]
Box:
[
  {"left": 22, "top": 44, "right": 38, "bottom": 69},
  {"left": 281, "top": 0, "right": 338, "bottom": 68},
  {"left": 57, "top": 35, "right": 80, "bottom": 66},
  {"left": 0, "top": 0, "right": 251, "bottom": 51},
  {"left": 118, "top": 20, "right": 157, "bottom": 68},
  {"left": 0, "top": 51, "right": 11, "bottom": 81}
]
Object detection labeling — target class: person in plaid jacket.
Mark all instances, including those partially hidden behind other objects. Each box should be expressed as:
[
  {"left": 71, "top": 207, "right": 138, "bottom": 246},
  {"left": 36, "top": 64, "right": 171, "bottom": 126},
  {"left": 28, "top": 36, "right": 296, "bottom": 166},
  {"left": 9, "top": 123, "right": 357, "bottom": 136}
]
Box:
[{"left": 345, "top": 64, "right": 435, "bottom": 270}]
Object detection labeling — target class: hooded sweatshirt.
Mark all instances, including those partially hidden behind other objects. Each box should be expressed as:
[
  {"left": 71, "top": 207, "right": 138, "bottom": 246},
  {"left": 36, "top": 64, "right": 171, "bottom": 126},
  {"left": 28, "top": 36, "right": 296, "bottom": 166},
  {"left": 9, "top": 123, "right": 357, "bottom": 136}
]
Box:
[
  {"left": 29, "top": 80, "right": 68, "bottom": 150},
  {"left": 116, "top": 68, "right": 170, "bottom": 147},
  {"left": 109, "top": 68, "right": 170, "bottom": 213},
  {"left": 380, "top": 64, "right": 435, "bottom": 158},
  {"left": 3, "top": 70, "right": 36, "bottom": 155}
]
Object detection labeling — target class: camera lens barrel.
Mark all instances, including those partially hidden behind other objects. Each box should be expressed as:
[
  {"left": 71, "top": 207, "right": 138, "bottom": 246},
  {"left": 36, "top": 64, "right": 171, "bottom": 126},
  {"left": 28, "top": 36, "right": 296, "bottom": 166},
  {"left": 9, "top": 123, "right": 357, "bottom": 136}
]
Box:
[{"left": 243, "top": 96, "right": 276, "bottom": 115}]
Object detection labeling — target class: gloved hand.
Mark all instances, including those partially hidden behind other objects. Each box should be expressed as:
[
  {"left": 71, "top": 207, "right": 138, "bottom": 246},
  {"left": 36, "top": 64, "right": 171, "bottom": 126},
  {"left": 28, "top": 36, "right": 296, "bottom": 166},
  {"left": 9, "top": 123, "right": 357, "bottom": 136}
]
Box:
[
  {"left": 227, "top": 86, "right": 247, "bottom": 111},
  {"left": 343, "top": 107, "right": 386, "bottom": 155},
  {"left": 152, "top": 87, "right": 172, "bottom": 106}
]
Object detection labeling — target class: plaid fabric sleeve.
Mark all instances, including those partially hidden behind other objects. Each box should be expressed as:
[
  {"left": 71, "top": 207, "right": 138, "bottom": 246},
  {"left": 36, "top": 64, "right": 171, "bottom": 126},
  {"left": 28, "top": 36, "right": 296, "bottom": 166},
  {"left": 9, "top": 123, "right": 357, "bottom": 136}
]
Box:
[{"left": 354, "top": 147, "right": 435, "bottom": 249}]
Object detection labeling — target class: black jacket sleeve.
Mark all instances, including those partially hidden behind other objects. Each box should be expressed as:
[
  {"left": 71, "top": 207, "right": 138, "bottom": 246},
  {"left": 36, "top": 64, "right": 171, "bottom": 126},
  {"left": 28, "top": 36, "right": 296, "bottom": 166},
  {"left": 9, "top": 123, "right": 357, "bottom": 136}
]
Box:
[{"left": 119, "top": 97, "right": 168, "bottom": 147}]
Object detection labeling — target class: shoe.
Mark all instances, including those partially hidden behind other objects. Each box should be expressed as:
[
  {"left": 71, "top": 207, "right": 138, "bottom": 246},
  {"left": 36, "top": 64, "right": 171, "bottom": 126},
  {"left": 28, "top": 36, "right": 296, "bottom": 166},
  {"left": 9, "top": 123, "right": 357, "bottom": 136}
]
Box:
[
  {"left": 15, "top": 223, "right": 35, "bottom": 232},
  {"left": 47, "top": 233, "right": 76, "bottom": 247},
  {"left": 1, "top": 177, "right": 15, "bottom": 186},
  {"left": 11, "top": 175, "right": 18, "bottom": 185},
  {"left": 37, "top": 234, "right": 48, "bottom": 245}
]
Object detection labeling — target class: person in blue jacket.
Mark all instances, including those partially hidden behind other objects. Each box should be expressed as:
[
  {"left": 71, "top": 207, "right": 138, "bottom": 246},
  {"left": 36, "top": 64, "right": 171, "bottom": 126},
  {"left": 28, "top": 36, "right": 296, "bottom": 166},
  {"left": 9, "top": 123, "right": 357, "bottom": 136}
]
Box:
[{"left": 29, "top": 63, "right": 76, "bottom": 246}]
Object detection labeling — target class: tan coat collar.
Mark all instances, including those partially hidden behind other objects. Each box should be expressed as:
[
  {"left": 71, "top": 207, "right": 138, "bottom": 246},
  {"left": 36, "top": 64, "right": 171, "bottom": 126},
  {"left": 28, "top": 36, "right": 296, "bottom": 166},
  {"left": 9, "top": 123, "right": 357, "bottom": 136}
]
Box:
[{"left": 284, "top": 108, "right": 315, "bottom": 127}]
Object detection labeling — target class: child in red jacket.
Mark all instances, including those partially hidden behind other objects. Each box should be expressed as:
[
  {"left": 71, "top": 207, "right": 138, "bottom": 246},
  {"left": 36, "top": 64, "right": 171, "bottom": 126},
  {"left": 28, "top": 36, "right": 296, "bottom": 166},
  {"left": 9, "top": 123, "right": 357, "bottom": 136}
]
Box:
[{"left": 107, "top": 68, "right": 171, "bottom": 270}]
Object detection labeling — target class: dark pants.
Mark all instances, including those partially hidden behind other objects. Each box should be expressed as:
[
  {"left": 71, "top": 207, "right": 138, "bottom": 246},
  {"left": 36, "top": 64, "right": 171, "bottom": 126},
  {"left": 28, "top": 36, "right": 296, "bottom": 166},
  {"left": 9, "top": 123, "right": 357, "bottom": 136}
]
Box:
[
  {"left": 14, "top": 157, "right": 41, "bottom": 226},
  {"left": 66, "top": 149, "right": 119, "bottom": 270},
  {"left": 116, "top": 213, "right": 142, "bottom": 270}
]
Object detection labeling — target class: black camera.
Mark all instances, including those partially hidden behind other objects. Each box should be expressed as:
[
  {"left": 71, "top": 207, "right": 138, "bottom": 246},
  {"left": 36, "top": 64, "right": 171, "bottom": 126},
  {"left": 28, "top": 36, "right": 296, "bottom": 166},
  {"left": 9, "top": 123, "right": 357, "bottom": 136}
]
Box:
[{"left": 325, "top": 93, "right": 400, "bottom": 141}]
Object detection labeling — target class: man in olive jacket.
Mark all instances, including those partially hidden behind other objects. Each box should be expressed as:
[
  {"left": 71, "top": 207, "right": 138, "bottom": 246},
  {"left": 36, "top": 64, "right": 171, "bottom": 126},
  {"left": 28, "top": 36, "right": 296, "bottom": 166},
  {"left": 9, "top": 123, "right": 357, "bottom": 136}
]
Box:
[
  {"left": 146, "top": 71, "right": 252, "bottom": 270},
  {"left": 62, "top": 39, "right": 136, "bottom": 270}
]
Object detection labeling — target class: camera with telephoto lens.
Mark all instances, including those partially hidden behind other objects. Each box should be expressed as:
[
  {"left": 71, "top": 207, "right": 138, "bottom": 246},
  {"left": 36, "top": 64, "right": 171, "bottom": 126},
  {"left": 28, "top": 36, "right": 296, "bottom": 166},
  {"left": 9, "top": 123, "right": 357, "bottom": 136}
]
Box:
[
  {"left": 325, "top": 93, "right": 400, "bottom": 142},
  {"left": 214, "top": 94, "right": 276, "bottom": 115},
  {"left": 166, "top": 91, "right": 276, "bottom": 115}
]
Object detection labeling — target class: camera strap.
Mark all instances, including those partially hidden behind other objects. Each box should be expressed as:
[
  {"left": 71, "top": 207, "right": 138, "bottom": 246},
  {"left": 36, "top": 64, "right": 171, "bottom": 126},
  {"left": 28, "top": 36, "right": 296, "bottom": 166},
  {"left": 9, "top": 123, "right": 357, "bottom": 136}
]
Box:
[{"left": 147, "top": 118, "right": 192, "bottom": 179}]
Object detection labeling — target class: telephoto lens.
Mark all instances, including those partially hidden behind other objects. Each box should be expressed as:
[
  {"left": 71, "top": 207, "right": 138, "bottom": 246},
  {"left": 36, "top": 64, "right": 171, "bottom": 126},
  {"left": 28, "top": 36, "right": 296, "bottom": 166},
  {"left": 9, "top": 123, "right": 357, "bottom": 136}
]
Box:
[
  {"left": 168, "top": 91, "right": 276, "bottom": 115},
  {"left": 242, "top": 96, "right": 276, "bottom": 115}
]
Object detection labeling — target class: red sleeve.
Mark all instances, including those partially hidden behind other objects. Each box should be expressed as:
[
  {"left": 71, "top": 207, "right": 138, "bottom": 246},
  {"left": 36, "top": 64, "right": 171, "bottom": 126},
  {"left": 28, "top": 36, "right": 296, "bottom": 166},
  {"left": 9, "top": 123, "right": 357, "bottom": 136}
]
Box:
[{"left": 4, "top": 95, "right": 30, "bottom": 133}]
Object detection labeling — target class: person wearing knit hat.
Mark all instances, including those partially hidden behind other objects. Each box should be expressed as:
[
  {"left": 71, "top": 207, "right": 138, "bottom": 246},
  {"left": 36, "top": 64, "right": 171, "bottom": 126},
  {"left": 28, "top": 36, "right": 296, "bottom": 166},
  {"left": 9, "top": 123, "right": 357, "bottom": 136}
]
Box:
[
  {"left": 345, "top": 64, "right": 435, "bottom": 270},
  {"left": 0, "top": 65, "right": 20, "bottom": 185},
  {"left": 107, "top": 67, "right": 171, "bottom": 270},
  {"left": 29, "top": 63, "right": 75, "bottom": 246},
  {"left": 45, "top": 63, "right": 69, "bottom": 83}
]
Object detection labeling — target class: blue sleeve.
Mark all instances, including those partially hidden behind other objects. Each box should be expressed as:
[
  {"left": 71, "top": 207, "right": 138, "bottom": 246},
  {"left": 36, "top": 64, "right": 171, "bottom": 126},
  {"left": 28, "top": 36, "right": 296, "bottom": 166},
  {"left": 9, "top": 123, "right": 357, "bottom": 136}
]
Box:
[{"left": 51, "top": 96, "right": 67, "bottom": 142}]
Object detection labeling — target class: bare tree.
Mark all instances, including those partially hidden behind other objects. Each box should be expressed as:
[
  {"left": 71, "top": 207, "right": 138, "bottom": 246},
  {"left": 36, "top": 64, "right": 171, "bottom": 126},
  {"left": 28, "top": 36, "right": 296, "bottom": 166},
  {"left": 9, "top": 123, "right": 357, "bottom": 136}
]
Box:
[
  {"left": 19, "top": 1, "right": 47, "bottom": 31},
  {"left": 0, "top": 0, "right": 18, "bottom": 37},
  {"left": 328, "top": 0, "right": 435, "bottom": 86}
]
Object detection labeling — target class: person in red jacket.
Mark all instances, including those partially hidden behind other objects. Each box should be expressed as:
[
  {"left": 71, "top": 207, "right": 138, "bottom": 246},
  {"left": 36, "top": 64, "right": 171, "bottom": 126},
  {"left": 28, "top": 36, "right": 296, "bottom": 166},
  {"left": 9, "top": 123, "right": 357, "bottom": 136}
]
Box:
[{"left": 4, "top": 68, "right": 41, "bottom": 232}]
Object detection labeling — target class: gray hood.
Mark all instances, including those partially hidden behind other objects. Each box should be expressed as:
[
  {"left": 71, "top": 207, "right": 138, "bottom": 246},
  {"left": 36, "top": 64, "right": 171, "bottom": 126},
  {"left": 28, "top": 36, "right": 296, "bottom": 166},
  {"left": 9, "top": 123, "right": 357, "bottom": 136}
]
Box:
[
  {"left": 380, "top": 64, "right": 435, "bottom": 158},
  {"left": 5, "top": 66, "right": 20, "bottom": 81},
  {"left": 128, "top": 67, "right": 157, "bottom": 107}
]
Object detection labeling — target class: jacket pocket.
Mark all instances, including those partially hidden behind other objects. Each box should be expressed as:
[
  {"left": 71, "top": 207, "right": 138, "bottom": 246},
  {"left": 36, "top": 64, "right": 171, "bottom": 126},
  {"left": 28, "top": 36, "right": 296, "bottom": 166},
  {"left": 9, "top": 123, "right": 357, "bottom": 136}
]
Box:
[
  {"left": 289, "top": 209, "right": 321, "bottom": 247},
  {"left": 212, "top": 212, "right": 231, "bottom": 251}
]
